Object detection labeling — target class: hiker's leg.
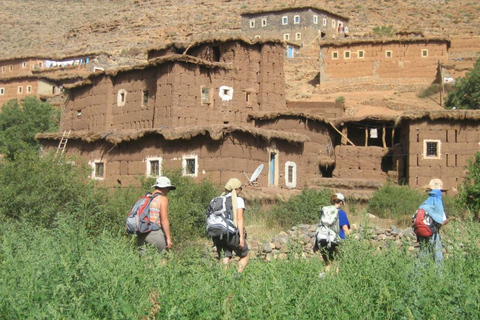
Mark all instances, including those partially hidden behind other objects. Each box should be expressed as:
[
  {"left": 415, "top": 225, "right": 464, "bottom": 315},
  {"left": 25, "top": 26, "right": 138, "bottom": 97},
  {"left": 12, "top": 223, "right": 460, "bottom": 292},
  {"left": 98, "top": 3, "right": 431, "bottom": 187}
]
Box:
[
  {"left": 222, "top": 257, "right": 231, "bottom": 269},
  {"left": 136, "top": 233, "right": 147, "bottom": 254},
  {"left": 238, "top": 254, "right": 249, "bottom": 272},
  {"left": 145, "top": 229, "right": 167, "bottom": 253},
  {"left": 432, "top": 233, "right": 444, "bottom": 264}
]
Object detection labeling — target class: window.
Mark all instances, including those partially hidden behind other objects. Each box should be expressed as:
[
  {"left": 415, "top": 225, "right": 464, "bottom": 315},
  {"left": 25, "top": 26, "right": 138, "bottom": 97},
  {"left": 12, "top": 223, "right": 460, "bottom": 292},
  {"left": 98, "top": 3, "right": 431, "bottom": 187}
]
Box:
[
  {"left": 249, "top": 19, "right": 255, "bottom": 28},
  {"left": 358, "top": 50, "right": 365, "bottom": 59},
  {"left": 38, "top": 62, "right": 43, "bottom": 68},
  {"left": 0, "top": 88, "right": 4, "bottom": 95},
  {"left": 246, "top": 92, "right": 251, "bottom": 103},
  {"left": 1, "top": 66, "right": 5, "bottom": 73},
  {"left": 294, "top": 15, "right": 300, "bottom": 24},
  {"left": 283, "top": 33, "right": 290, "bottom": 41},
  {"left": 22, "top": 62, "right": 27, "bottom": 68},
  {"left": 282, "top": 16, "right": 288, "bottom": 25},
  {"left": 142, "top": 90, "right": 148, "bottom": 106},
  {"left": 385, "top": 50, "right": 393, "bottom": 58},
  {"left": 344, "top": 51, "right": 351, "bottom": 59},
  {"left": 261, "top": 18, "right": 267, "bottom": 27},
  {"left": 421, "top": 49, "right": 428, "bottom": 57},
  {"left": 313, "top": 15, "right": 318, "bottom": 24},
  {"left": 146, "top": 157, "right": 162, "bottom": 177},
  {"left": 285, "top": 161, "right": 297, "bottom": 188},
  {"left": 117, "top": 89, "right": 127, "bottom": 106},
  {"left": 9, "top": 65, "right": 13, "bottom": 72},
  {"left": 332, "top": 20, "right": 336, "bottom": 28},
  {"left": 26, "top": 85, "right": 32, "bottom": 93},
  {"left": 295, "top": 33, "right": 301, "bottom": 40},
  {"left": 323, "top": 18, "right": 327, "bottom": 26},
  {"left": 332, "top": 51, "right": 339, "bottom": 59},
  {"left": 77, "top": 110, "right": 82, "bottom": 118},
  {"left": 18, "top": 86, "right": 23, "bottom": 94},
  {"left": 344, "top": 26, "right": 349, "bottom": 33},
  {"left": 219, "top": 86, "right": 233, "bottom": 101},
  {"left": 182, "top": 155, "right": 198, "bottom": 177},
  {"left": 90, "top": 160, "right": 105, "bottom": 180},
  {"left": 423, "top": 140, "right": 441, "bottom": 159},
  {"left": 201, "top": 87, "right": 211, "bottom": 104}
]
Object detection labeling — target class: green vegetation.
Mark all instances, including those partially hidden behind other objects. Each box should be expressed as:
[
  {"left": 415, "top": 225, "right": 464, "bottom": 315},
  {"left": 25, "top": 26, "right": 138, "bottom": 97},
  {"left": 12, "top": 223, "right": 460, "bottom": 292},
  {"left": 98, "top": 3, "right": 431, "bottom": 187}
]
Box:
[
  {"left": 335, "top": 96, "right": 345, "bottom": 105},
  {"left": 417, "top": 83, "right": 441, "bottom": 98},
  {"left": 372, "top": 25, "right": 395, "bottom": 38},
  {"left": 0, "top": 97, "right": 479, "bottom": 318},
  {"left": 445, "top": 58, "right": 480, "bottom": 110},
  {"left": 0, "top": 97, "right": 59, "bottom": 160},
  {"left": 457, "top": 151, "right": 480, "bottom": 218}
]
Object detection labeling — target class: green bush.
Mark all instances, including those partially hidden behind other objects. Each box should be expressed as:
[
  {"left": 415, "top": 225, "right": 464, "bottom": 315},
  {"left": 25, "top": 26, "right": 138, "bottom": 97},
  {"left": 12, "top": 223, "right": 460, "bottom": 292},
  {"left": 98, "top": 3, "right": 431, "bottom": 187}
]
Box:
[
  {"left": 269, "top": 188, "right": 333, "bottom": 228},
  {"left": 335, "top": 96, "right": 345, "bottom": 105},
  {"left": 368, "top": 183, "right": 425, "bottom": 219},
  {"left": 417, "top": 83, "right": 441, "bottom": 98},
  {"left": 457, "top": 152, "right": 480, "bottom": 218}
]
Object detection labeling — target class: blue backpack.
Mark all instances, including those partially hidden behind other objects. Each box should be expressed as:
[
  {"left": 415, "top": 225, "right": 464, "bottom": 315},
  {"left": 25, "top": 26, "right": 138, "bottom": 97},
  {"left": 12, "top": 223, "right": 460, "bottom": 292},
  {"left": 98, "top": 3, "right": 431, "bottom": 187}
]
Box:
[{"left": 126, "top": 193, "right": 162, "bottom": 234}]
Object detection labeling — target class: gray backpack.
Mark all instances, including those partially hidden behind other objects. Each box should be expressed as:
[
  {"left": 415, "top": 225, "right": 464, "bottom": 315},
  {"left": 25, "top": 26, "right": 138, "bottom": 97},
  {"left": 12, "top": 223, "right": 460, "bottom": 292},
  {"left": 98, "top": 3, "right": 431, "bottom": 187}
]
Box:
[
  {"left": 315, "top": 205, "right": 340, "bottom": 247},
  {"left": 205, "top": 195, "right": 237, "bottom": 238},
  {"left": 126, "top": 193, "right": 162, "bottom": 234}
]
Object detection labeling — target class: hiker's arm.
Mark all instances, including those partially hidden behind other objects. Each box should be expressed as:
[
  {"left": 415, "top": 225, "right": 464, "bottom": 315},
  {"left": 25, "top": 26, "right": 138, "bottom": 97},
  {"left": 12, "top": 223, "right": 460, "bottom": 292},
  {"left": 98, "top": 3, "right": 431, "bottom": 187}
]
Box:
[
  {"left": 442, "top": 216, "right": 455, "bottom": 225},
  {"left": 237, "top": 208, "right": 245, "bottom": 249},
  {"left": 342, "top": 224, "right": 351, "bottom": 235},
  {"left": 160, "top": 197, "right": 173, "bottom": 249}
]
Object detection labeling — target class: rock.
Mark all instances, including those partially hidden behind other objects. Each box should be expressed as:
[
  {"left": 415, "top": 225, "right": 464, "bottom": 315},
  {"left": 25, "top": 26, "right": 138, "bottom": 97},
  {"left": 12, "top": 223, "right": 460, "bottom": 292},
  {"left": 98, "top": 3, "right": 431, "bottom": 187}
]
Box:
[{"left": 262, "top": 243, "right": 273, "bottom": 253}]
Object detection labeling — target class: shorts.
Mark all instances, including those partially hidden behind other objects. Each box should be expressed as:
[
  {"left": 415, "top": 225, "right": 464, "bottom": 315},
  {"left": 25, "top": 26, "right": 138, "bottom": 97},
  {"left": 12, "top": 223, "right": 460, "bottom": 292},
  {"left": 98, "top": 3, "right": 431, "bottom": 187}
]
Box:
[
  {"left": 213, "top": 230, "right": 249, "bottom": 259},
  {"left": 317, "top": 239, "right": 339, "bottom": 261},
  {"left": 137, "top": 228, "right": 167, "bottom": 253}
]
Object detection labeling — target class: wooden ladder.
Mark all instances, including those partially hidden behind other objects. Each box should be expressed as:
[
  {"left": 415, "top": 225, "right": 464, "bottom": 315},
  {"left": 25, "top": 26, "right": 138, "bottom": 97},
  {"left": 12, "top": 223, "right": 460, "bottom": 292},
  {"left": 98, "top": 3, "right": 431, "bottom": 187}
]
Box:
[{"left": 54, "top": 130, "right": 71, "bottom": 160}]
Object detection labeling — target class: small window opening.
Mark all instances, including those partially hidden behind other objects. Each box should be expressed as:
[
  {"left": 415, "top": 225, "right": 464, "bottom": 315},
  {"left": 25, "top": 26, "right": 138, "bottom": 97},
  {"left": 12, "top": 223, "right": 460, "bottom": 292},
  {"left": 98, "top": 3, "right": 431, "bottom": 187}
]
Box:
[
  {"left": 332, "top": 51, "right": 339, "bottom": 59},
  {"left": 358, "top": 50, "right": 365, "bottom": 58},
  {"left": 344, "top": 51, "right": 351, "bottom": 59},
  {"left": 249, "top": 19, "right": 255, "bottom": 28},
  {"left": 421, "top": 49, "right": 428, "bottom": 57},
  {"left": 261, "top": 18, "right": 267, "bottom": 27},
  {"left": 142, "top": 90, "right": 148, "bottom": 106},
  {"left": 201, "top": 87, "right": 211, "bottom": 104},
  {"left": 94, "top": 163, "right": 104, "bottom": 178},
  {"left": 282, "top": 16, "right": 288, "bottom": 25},
  {"left": 294, "top": 15, "right": 300, "bottom": 24},
  {"left": 18, "top": 86, "right": 23, "bottom": 94},
  {"left": 385, "top": 50, "right": 393, "bottom": 58},
  {"left": 77, "top": 110, "right": 82, "bottom": 118}
]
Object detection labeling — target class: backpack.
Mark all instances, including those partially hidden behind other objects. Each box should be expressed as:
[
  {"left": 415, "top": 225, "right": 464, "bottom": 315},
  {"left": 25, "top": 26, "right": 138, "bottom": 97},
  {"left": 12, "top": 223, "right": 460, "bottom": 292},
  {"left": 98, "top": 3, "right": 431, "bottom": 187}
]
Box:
[
  {"left": 315, "top": 205, "right": 340, "bottom": 247},
  {"left": 126, "top": 192, "right": 162, "bottom": 234},
  {"left": 412, "top": 208, "right": 439, "bottom": 237},
  {"left": 205, "top": 195, "right": 237, "bottom": 238}
]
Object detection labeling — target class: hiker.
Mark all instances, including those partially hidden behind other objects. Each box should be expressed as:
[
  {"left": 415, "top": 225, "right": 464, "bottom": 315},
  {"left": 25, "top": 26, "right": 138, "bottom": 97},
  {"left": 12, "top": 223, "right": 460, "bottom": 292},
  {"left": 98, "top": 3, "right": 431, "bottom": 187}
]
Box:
[
  {"left": 137, "top": 176, "right": 176, "bottom": 253},
  {"left": 313, "top": 193, "right": 351, "bottom": 275},
  {"left": 414, "top": 179, "right": 454, "bottom": 264},
  {"left": 211, "top": 178, "right": 249, "bottom": 272}
]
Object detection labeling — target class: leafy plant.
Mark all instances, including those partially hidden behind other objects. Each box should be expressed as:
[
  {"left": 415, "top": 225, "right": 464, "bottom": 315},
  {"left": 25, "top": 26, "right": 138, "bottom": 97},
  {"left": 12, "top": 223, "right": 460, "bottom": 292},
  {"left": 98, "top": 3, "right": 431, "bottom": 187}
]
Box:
[
  {"left": 445, "top": 58, "right": 480, "bottom": 110},
  {"left": 335, "top": 96, "right": 346, "bottom": 105},
  {"left": 373, "top": 25, "right": 395, "bottom": 37},
  {"left": 457, "top": 152, "right": 480, "bottom": 218},
  {"left": 0, "top": 97, "right": 59, "bottom": 160},
  {"left": 368, "top": 183, "right": 426, "bottom": 219}
]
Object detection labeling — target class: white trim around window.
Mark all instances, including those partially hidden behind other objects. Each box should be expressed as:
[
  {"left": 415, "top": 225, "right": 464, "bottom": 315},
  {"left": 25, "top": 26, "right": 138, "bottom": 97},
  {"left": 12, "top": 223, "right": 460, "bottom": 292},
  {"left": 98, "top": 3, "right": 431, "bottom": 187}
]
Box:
[
  {"left": 182, "top": 154, "right": 198, "bottom": 177},
  {"left": 423, "top": 139, "right": 441, "bottom": 159},
  {"left": 89, "top": 159, "right": 105, "bottom": 180},
  {"left": 146, "top": 157, "right": 163, "bottom": 177},
  {"left": 285, "top": 161, "right": 297, "bottom": 188}
]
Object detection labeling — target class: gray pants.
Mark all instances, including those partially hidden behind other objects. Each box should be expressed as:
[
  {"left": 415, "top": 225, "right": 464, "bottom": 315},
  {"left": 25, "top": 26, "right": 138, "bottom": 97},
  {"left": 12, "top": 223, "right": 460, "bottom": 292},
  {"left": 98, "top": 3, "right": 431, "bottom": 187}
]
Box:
[
  {"left": 418, "top": 232, "right": 443, "bottom": 264},
  {"left": 137, "top": 229, "right": 167, "bottom": 253}
]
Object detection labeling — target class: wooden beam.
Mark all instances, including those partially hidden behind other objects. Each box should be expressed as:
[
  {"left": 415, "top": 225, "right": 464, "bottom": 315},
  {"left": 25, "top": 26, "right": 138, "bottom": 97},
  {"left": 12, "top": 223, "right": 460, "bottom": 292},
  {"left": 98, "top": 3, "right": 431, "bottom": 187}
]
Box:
[
  {"left": 328, "top": 121, "right": 356, "bottom": 146},
  {"left": 382, "top": 123, "right": 387, "bottom": 148}
]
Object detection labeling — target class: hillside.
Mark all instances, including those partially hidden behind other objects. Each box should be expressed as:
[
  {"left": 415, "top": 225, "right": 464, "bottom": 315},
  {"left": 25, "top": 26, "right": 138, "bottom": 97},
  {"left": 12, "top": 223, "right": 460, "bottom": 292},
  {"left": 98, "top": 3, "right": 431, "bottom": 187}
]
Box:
[{"left": 1, "top": 0, "right": 480, "bottom": 60}]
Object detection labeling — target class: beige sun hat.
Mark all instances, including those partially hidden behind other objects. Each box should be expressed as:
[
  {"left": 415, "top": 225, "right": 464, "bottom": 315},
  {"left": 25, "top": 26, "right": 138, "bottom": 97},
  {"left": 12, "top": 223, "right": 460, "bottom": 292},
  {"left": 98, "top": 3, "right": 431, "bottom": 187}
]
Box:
[
  {"left": 425, "top": 178, "right": 447, "bottom": 191},
  {"left": 151, "top": 176, "right": 176, "bottom": 190}
]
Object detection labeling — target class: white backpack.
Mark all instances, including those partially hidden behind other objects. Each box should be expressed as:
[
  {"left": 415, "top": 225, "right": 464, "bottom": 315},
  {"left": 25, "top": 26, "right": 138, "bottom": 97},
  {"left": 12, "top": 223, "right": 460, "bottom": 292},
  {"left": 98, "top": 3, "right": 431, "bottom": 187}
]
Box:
[
  {"left": 205, "top": 195, "right": 237, "bottom": 237},
  {"left": 315, "top": 205, "right": 340, "bottom": 246}
]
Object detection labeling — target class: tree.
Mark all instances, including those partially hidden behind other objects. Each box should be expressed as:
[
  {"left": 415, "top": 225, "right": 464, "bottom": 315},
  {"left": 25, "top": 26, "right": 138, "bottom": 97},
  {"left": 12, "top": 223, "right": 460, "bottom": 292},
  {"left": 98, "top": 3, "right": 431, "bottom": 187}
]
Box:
[
  {"left": 0, "top": 97, "right": 60, "bottom": 160},
  {"left": 458, "top": 152, "right": 480, "bottom": 219},
  {"left": 445, "top": 58, "right": 480, "bottom": 110}
]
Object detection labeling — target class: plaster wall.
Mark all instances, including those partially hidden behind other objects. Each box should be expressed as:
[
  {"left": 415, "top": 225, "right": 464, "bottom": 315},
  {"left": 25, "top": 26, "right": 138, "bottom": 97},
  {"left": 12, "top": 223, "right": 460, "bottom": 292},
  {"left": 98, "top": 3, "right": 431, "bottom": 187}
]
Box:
[{"left": 0, "top": 78, "right": 39, "bottom": 106}]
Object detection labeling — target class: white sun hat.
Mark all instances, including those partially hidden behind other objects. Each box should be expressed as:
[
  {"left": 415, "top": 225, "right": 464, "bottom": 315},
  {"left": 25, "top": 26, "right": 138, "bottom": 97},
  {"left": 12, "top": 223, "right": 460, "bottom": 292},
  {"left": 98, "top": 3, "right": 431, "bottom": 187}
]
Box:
[
  {"left": 335, "top": 193, "right": 345, "bottom": 201},
  {"left": 151, "top": 176, "right": 176, "bottom": 190}
]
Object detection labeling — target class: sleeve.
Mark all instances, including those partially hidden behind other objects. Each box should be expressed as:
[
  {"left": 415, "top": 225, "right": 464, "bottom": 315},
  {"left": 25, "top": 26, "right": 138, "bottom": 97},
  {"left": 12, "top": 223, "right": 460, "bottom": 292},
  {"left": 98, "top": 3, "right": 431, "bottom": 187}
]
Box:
[
  {"left": 338, "top": 210, "right": 350, "bottom": 229},
  {"left": 236, "top": 197, "right": 246, "bottom": 210}
]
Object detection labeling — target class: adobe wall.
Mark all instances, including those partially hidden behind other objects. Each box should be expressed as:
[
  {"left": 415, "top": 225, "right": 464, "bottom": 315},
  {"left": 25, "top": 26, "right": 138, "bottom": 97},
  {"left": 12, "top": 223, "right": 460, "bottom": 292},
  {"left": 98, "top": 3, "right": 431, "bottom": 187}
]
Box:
[
  {"left": 445, "top": 37, "right": 480, "bottom": 79},
  {"left": 0, "top": 58, "right": 46, "bottom": 78},
  {"left": 333, "top": 145, "right": 390, "bottom": 181},
  {"left": 40, "top": 133, "right": 304, "bottom": 189},
  {"left": 405, "top": 120, "right": 480, "bottom": 194},
  {"left": 286, "top": 101, "right": 343, "bottom": 118},
  {"left": 253, "top": 117, "right": 335, "bottom": 179},
  {"left": 62, "top": 42, "right": 286, "bottom": 131},
  {"left": 319, "top": 41, "right": 448, "bottom": 86},
  {"left": 0, "top": 78, "right": 39, "bottom": 106}
]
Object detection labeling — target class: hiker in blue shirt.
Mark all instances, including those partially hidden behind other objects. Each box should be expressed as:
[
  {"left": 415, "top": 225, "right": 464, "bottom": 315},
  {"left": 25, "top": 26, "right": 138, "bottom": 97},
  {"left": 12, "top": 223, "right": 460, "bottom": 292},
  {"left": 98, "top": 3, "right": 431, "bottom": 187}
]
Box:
[
  {"left": 314, "top": 193, "right": 351, "bottom": 276},
  {"left": 416, "top": 179, "right": 454, "bottom": 264}
]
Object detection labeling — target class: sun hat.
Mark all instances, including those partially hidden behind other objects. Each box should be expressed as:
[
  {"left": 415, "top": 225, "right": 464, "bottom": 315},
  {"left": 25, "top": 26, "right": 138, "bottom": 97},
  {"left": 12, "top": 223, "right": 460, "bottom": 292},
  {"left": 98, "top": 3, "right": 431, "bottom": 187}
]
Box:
[
  {"left": 151, "top": 176, "right": 176, "bottom": 190},
  {"left": 424, "top": 178, "right": 447, "bottom": 191},
  {"left": 335, "top": 193, "right": 345, "bottom": 201}
]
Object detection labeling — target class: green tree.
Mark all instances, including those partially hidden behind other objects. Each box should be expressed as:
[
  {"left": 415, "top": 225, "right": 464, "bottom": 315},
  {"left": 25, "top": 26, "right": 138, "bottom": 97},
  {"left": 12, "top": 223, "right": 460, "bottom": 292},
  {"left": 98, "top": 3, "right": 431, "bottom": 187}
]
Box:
[
  {"left": 0, "top": 97, "right": 60, "bottom": 160},
  {"left": 458, "top": 152, "right": 480, "bottom": 217},
  {"left": 445, "top": 58, "right": 480, "bottom": 110}
]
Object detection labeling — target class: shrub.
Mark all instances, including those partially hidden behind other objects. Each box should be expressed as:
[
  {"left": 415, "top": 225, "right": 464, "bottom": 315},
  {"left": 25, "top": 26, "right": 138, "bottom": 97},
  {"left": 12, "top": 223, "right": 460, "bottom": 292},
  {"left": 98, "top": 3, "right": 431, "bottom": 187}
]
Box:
[
  {"left": 368, "top": 183, "right": 425, "bottom": 219},
  {"left": 269, "top": 188, "right": 332, "bottom": 228},
  {"left": 457, "top": 151, "right": 480, "bottom": 218},
  {"left": 335, "top": 96, "right": 345, "bottom": 105},
  {"left": 417, "top": 83, "right": 441, "bottom": 98}
]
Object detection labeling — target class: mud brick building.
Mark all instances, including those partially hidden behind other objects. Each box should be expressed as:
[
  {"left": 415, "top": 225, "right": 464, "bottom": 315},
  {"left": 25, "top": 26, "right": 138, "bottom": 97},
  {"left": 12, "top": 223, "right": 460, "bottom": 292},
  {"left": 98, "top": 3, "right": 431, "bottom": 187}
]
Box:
[
  {"left": 241, "top": 6, "right": 349, "bottom": 47},
  {"left": 317, "top": 38, "right": 450, "bottom": 87}
]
